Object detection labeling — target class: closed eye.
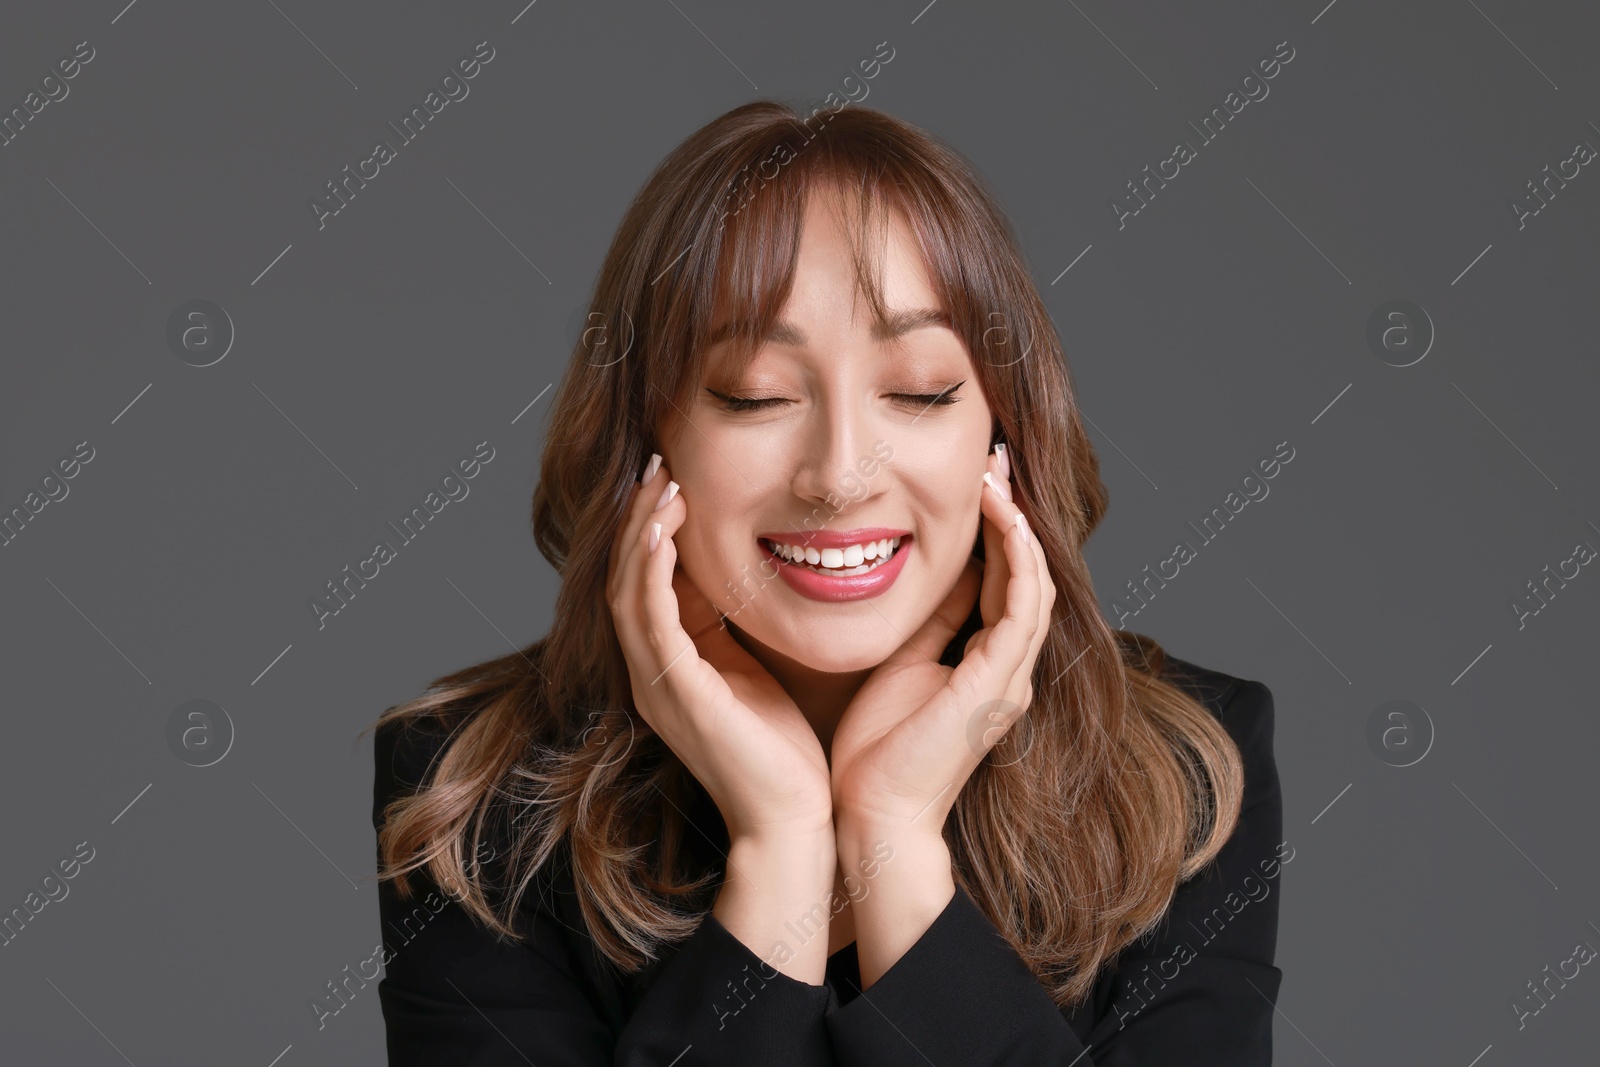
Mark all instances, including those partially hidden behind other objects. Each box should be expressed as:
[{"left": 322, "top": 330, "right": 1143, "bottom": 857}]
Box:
[
  {"left": 707, "top": 381, "right": 965, "bottom": 413},
  {"left": 707, "top": 389, "right": 787, "bottom": 412},
  {"left": 897, "top": 382, "right": 965, "bottom": 409}
]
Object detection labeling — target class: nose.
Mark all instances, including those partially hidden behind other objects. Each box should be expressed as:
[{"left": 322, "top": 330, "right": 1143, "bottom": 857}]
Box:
[{"left": 790, "top": 391, "right": 873, "bottom": 510}]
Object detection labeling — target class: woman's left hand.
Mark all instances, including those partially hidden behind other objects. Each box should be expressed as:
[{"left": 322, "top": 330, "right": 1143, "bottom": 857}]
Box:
[{"left": 829, "top": 445, "right": 1056, "bottom": 836}]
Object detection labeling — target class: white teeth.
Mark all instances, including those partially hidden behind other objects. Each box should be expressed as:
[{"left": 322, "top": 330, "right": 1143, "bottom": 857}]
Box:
[{"left": 764, "top": 536, "right": 902, "bottom": 574}]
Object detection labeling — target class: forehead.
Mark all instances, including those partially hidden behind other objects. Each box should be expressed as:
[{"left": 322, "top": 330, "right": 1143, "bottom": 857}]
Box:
[
  {"left": 708, "top": 187, "right": 946, "bottom": 347},
  {"left": 704, "top": 305, "right": 954, "bottom": 353},
  {"left": 793, "top": 187, "right": 932, "bottom": 283}
]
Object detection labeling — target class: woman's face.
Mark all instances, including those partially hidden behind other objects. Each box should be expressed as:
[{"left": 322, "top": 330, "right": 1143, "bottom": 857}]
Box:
[{"left": 659, "top": 189, "right": 994, "bottom": 674}]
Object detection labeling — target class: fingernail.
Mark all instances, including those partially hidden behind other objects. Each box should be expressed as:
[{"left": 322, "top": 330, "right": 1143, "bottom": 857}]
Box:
[
  {"left": 983, "top": 470, "right": 1011, "bottom": 502},
  {"left": 648, "top": 522, "right": 662, "bottom": 554},
  {"left": 656, "top": 480, "right": 679, "bottom": 509},
  {"left": 995, "top": 442, "right": 1011, "bottom": 482},
  {"left": 1015, "top": 514, "right": 1029, "bottom": 545},
  {"left": 641, "top": 453, "right": 662, "bottom": 484}
]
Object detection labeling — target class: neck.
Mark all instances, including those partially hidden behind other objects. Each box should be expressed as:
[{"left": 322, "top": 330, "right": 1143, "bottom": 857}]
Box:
[{"left": 725, "top": 621, "right": 870, "bottom": 760}]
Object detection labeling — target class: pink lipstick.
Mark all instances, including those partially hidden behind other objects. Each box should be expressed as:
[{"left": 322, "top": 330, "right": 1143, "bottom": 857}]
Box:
[{"left": 756, "top": 528, "right": 912, "bottom": 602}]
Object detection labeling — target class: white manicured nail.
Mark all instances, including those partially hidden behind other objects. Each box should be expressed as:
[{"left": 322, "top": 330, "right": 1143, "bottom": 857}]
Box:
[
  {"left": 641, "top": 453, "right": 662, "bottom": 484},
  {"left": 1015, "top": 514, "right": 1029, "bottom": 545},
  {"left": 656, "top": 480, "right": 679, "bottom": 509},
  {"left": 648, "top": 522, "right": 662, "bottom": 554},
  {"left": 983, "top": 471, "right": 1011, "bottom": 501},
  {"left": 995, "top": 442, "right": 1011, "bottom": 482}
]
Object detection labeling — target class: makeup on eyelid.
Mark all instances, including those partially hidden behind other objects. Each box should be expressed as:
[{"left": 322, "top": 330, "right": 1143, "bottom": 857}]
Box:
[{"left": 706, "top": 379, "right": 966, "bottom": 413}]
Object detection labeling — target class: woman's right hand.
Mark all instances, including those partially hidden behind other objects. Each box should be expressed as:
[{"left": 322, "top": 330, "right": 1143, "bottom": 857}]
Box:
[{"left": 606, "top": 454, "right": 834, "bottom": 846}]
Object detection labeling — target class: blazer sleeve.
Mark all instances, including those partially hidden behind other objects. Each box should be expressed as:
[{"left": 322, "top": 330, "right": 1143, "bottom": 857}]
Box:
[
  {"left": 823, "top": 678, "right": 1285, "bottom": 1066},
  {"left": 371, "top": 715, "right": 840, "bottom": 1066}
]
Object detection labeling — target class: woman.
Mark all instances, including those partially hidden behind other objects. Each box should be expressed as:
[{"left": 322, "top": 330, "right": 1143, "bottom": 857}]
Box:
[{"left": 369, "top": 99, "right": 1284, "bottom": 1065}]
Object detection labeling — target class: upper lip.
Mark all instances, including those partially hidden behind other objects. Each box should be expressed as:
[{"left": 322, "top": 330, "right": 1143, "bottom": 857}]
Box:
[{"left": 756, "top": 527, "right": 911, "bottom": 549}]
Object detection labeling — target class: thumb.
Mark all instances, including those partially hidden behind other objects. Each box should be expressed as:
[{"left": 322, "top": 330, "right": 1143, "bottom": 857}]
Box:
[
  {"left": 673, "top": 565, "right": 756, "bottom": 672},
  {"left": 892, "top": 556, "right": 982, "bottom": 667}
]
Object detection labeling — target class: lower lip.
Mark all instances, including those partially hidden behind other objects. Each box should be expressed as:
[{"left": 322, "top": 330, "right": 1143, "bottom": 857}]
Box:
[{"left": 762, "top": 538, "right": 912, "bottom": 602}]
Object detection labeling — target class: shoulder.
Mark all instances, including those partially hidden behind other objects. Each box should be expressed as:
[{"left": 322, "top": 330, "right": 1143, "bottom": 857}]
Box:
[
  {"left": 1129, "top": 654, "right": 1285, "bottom": 957},
  {"left": 371, "top": 708, "right": 581, "bottom": 921},
  {"left": 372, "top": 710, "right": 468, "bottom": 830},
  {"left": 1116, "top": 653, "right": 1286, "bottom": 980},
  {"left": 1152, "top": 652, "right": 1281, "bottom": 856},
  {"left": 1155, "top": 652, "right": 1276, "bottom": 777}
]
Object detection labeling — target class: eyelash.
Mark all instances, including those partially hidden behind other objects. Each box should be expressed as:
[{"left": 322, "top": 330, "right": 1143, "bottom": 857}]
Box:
[{"left": 710, "top": 381, "right": 966, "bottom": 413}]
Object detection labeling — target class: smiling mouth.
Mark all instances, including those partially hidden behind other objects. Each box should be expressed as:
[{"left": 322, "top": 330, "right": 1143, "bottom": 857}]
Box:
[{"left": 760, "top": 535, "right": 907, "bottom": 577}]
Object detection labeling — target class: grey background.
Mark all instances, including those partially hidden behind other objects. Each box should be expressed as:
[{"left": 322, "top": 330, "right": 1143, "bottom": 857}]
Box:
[{"left": 2, "top": 0, "right": 1596, "bottom": 1063}]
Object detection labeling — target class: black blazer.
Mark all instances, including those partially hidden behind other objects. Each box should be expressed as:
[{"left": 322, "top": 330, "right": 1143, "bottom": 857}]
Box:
[{"left": 370, "top": 655, "right": 1284, "bottom": 1065}]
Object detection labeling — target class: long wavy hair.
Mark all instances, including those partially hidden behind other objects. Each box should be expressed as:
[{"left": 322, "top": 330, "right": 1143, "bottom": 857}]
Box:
[{"left": 369, "top": 99, "right": 1244, "bottom": 1008}]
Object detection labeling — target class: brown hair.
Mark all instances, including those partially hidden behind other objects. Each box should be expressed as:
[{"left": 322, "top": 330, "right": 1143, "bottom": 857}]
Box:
[{"left": 368, "top": 99, "right": 1244, "bottom": 1007}]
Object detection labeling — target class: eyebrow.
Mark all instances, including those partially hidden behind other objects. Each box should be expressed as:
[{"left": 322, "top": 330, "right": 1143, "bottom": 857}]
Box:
[{"left": 705, "top": 306, "right": 953, "bottom": 348}]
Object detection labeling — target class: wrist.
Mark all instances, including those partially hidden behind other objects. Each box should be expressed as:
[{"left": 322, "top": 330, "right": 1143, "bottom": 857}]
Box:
[
  {"left": 725, "top": 809, "right": 836, "bottom": 847},
  {"left": 835, "top": 812, "right": 948, "bottom": 863},
  {"left": 831, "top": 827, "right": 923, "bottom": 903},
  {"left": 831, "top": 821, "right": 955, "bottom": 990},
  {"left": 727, "top": 827, "right": 837, "bottom": 883},
  {"left": 716, "top": 831, "right": 838, "bottom": 986}
]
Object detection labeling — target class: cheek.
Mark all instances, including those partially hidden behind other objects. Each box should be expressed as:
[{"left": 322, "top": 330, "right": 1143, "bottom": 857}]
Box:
[
  {"left": 676, "top": 494, "right": 755, "bottom": 601},
  {"left": 673, "top": 530, "right": 737, "bottom": 612},
  {"left": 903, "top": 463, "right": 985, "bottom": 562},
  {"left": 678, "top": 513, "right": 726, "bottom": 574},
  {"left": 902, "top": 456, "right": 984, "bottom": 517}
]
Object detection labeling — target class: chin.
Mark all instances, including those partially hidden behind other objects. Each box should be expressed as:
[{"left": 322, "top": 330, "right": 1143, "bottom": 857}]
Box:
[
  {"left": 783, "top": 638, "right": 896, "bottom": 675},
  {"left": 724, "top": 608, "right": 897, "bottom": 674},
  {"left": 700, "top": 540, "right": 949, "bottom": 671}
]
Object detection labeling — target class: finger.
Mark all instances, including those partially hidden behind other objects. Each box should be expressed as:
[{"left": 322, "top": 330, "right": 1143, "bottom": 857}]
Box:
[
  {"left": 608, "top": 453, "right": 654, "bottom": 571},
  {"left": 607, "top": 452, "right": 670, "bottom": 601},
  {"left": 998, "top": 441, "right": 1054, "bottom": 684},
  {"left": 1018, "top": 527, "right": 1055, "bottom": 701},
  {"left": 673, "top": 563, "right": 726, "bottom": 641},
  {"left": 616, "top": 467, "right": 679, "bottom": 579},
  {"left": 894, "top": 554, "right": 982, "bottom": 667},
  {"left": 673, "top": 561, "right": 756, "bottom": 672},
  {"left": 604, "top": 460, "right": 668, "bottom": 643},
  {"left": 609, "top": 453, "right": 668, "bottom": 585},
  {"left": 975, "top": 468, "right": 1043, "bottom": 679},
  {"left": 978, "top": 452, "right": 1013, "bottom": 627},
  {"left": 610, "top": 471, "right": 683, "bottom": 659},
  {"left": 612, "top": 499, "right": 705, "bottom": 749},
  {"left": 1028, "top": 511, "right": 1055, "bottom": 630},
  {"left": 635, "top": 487, "right": 693, "bottom": 668},
  {"left": 610, "top": 468, "right": 680, "bottom": 632}
]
